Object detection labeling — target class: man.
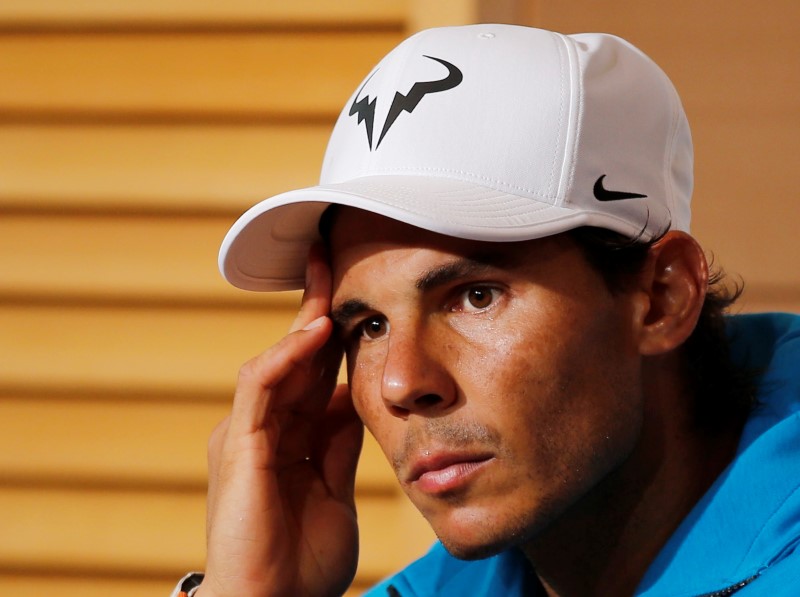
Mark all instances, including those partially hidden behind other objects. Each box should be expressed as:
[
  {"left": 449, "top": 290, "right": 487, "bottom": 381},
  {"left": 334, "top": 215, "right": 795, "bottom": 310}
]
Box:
[{"left": 174, "top": 25, "right": 800, "bottom": 596}]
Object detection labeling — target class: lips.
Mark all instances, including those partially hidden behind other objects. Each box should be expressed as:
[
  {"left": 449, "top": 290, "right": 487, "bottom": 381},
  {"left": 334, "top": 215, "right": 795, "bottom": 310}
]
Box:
[{"left": 406, "top": 451, "right": 494, "bottom": 495}]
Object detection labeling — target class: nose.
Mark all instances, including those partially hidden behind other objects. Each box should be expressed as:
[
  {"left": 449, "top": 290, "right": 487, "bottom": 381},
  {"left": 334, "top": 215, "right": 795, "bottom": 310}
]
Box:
[{"left": 380, "top": 326, "right": 457, "bottom": 418}]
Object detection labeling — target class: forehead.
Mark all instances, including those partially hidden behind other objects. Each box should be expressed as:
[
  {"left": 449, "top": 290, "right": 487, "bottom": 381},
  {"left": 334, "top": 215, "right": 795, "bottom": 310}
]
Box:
[
  {"left": 330, "top": 207, "right": 513, "bottom": 272},
  {"left": 326, "top": 206, "right": 580, "bottom": 288},
  {"left": 329, "top": 207, "right": 476, "bottom": 252}
]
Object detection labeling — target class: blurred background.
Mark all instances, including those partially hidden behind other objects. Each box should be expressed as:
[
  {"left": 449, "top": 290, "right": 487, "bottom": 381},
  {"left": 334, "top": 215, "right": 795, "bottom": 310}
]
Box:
[{"left": 0, "top": 1, "right": 797, "bottom": 595}]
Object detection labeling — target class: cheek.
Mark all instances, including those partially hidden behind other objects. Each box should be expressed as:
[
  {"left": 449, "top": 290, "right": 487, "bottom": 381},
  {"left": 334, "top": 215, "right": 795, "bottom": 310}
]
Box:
[
  {"left": 348, "top": 368, "right": 407, "bottom": 470},
  {"left": 445, "top": 316, "right": 522, "bottom": 386},
  {"left": 518, "top": 310, "right": 643, "bottom": 474},
  {"left": 346, "top": 350, "right": 386, "bottom": 432},
  {"left": 481, "top": 296, "right": 641, "bottom": 439}
]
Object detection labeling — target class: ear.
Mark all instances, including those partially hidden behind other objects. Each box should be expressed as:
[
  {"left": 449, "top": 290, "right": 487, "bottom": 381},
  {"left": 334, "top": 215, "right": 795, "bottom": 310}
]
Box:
[{"left": 635, "top": 231, "right": 708, "bottom": 356}]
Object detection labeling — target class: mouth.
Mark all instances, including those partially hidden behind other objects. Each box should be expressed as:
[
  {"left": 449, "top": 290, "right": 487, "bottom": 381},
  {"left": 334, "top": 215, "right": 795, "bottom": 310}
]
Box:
[{"left": 406, "top": 451, "right": 495, "bottom": 495}]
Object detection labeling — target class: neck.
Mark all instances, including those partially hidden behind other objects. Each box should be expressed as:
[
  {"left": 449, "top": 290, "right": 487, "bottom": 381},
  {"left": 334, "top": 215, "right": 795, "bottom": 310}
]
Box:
[{"left": 522, "top": 354, "right": 743, "bottom": 597}]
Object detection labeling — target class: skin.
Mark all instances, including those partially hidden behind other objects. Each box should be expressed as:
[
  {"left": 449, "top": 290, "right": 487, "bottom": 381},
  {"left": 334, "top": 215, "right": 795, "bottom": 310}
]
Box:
[
  {"left": 329, "top": 212, "right": 646, "bottom": 559},
  {"left": 199, "top": 245, "right": 362, "bottom": 597},
  {"left": 199, "top": 208, "right": 741, "bottom": 597}
]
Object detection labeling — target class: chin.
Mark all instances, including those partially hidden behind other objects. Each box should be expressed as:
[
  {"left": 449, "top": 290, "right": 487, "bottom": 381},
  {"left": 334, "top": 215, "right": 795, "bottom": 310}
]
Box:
[
  {"left": 437, "top": 536, "right": 513, "bottom": 561},
  {"left": 421, "top": 489, "right": 571, "bottom": 562},
  {"left": 426, "top": 508, "right": 538, "bottom": 561}
]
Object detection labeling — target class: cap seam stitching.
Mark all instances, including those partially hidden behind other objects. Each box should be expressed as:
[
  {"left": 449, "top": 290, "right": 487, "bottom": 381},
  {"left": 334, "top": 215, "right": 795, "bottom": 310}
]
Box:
[
  {"left": 345, "top": 167, "right": 556, "bottom": 201},
  {"left": 547, "top": 31, "right": 568, "bottom": 200},
  {"left": 663, "top": 78, "right": 681, "bottom": 228}
]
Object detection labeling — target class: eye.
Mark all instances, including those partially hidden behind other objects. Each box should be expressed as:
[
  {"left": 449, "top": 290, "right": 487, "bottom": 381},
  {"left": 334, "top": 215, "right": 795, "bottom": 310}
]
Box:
[
  {"left": 455, "top": 286, "right": 500, "bottom": 312},
  {"left": 359, "top": 316, "right": 389, "bottom": 340}
]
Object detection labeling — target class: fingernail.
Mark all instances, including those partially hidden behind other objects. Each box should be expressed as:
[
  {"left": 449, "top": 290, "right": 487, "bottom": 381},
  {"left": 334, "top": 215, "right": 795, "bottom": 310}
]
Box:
[{"left": 302, "top": 316, "right": 326, "bottom": 331}]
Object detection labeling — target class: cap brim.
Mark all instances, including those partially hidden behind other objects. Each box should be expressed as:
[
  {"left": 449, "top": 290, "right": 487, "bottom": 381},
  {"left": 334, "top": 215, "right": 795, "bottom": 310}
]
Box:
[{"left": 219, "top": 174, "right": 631, "bottom": 291}]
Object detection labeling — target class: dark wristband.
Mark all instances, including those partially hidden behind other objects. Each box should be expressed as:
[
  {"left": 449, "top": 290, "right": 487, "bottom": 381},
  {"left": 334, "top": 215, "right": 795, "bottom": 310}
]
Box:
[{"left": 178, "top": 572, "right": 204, "bottom": 596}]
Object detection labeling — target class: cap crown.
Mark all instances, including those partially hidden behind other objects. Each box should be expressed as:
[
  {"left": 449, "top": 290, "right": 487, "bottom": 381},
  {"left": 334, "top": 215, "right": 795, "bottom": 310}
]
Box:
[
  {"left": 321, "top": 25, "right": 692, "bottom": 236},
  {"left": 218, "top": 25, "right": 693, "bottom": 291}
]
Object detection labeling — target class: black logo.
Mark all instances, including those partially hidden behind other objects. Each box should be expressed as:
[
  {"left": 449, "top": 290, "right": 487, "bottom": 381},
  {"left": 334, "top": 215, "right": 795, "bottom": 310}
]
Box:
[
  {"left": 349, "top": 55, "right": 463, "bottom": 150},
  {"left": 593, "top": 175, "right": 647, "bottom": 201}
]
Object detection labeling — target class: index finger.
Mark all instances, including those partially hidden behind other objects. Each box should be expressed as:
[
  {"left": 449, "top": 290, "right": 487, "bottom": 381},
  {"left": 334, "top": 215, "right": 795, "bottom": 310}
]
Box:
[
  {"left": 289, "top": 243, "right": 332, "bottom": 334},
  {"left": 228, "top": 315, "right": 334, "bottom": 440}
]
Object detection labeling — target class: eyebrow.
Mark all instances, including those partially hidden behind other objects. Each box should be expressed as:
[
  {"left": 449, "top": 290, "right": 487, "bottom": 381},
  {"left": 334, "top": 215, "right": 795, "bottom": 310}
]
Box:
[
  {"left": 330, "top": 298, "right": 374, "bottom": 330},
  {"left": 414, "top": 251, "right": 518, "bottom": 292},
  {"left": 330, "top": 249, "right": 520, "bottom": 329}
]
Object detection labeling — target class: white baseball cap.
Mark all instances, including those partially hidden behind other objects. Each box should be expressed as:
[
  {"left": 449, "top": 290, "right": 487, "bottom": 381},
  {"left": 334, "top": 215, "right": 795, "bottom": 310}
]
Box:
[{"left": 219, "top": 24, "right": 692, "bottom": 292}]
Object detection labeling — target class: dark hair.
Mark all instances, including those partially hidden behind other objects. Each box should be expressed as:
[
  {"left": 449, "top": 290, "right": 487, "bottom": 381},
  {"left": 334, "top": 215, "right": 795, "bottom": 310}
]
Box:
[
  {"left": 568, "top": 226, "right": 757, "bottom": 431},
  {"left": 318, "top": 204, "right": 338, "bottom": 245}
]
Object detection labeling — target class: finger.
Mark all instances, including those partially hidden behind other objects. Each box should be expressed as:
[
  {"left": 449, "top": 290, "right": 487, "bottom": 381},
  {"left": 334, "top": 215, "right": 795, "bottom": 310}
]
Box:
[
  {"left": 206, "top": 416, "right": 230, "bottom": 535},
  {"left": 289, "top": 306, "right": 345, "bottom": 421},
  {"left": 228, "top": 317, "right": 333, "bottom": 440},
  {"left": 314, "top": 384, "right": 364, "bottom": 504},
  {"left": 289, "top": 243, "right": 333, "bottom": 334}
]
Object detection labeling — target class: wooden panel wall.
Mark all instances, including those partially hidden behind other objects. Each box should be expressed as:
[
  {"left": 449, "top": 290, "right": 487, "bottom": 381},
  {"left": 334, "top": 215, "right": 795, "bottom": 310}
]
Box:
[
  {"left": 3, "top": 1, "right": 796, "bottom": 595},
  {"left": 0, "top": 2, "right": 444, "bottom": 595}
]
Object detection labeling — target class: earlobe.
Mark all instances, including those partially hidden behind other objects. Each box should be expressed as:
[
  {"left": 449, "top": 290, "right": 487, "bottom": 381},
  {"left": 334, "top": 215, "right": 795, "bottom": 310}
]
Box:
[{"left": 637, "top": 232, "right": 708, "bottom": 356}]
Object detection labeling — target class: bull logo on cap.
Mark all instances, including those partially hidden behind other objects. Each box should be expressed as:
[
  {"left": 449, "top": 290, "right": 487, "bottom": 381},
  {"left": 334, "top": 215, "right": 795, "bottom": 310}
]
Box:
[{"left": 349, "top": 55, "right": 463, "bottom": 151}]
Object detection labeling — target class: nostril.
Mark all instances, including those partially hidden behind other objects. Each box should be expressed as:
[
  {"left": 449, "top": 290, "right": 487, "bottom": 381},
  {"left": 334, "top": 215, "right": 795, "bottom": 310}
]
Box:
[
  {"left": 414, "top": 394, "right": 443, "bottom": 408},
  {"left": 389, "top": 404, "right": 410, "bottom": 419}
]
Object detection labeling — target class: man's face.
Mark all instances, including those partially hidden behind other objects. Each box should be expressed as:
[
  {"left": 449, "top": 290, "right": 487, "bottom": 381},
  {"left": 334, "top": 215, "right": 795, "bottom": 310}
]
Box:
[{"left": 329, "top": 208, "right": 646, "bottom": 558}]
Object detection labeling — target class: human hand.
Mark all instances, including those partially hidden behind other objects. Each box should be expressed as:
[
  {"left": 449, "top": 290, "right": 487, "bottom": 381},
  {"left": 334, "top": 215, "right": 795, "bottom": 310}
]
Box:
[{"left": 198, "top": 246, "right": 363, "bottom": 597}]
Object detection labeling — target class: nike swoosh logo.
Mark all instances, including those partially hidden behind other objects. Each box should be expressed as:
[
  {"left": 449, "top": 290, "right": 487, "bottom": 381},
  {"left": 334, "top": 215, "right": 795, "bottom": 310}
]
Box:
[{"left": 593, "top": 175, "right": 647, "bottom": 201}]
